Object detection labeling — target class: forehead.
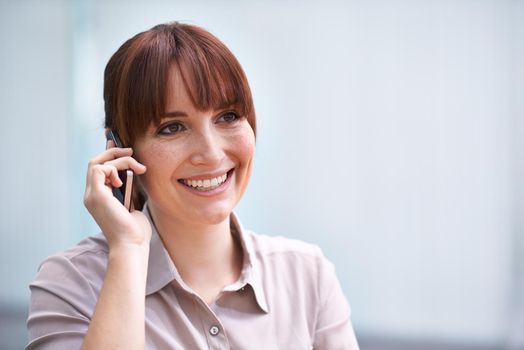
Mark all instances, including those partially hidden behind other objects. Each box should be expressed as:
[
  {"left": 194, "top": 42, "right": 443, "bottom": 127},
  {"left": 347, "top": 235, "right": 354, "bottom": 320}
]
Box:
[{"left": 164, "top": 65, "right": 196, "bottom": 112}]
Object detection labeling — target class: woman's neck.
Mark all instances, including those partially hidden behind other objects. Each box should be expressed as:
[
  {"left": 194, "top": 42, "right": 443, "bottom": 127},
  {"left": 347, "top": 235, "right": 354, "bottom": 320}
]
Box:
[{"left": 147, "top": 204, "right": 243, "bottom": 303}]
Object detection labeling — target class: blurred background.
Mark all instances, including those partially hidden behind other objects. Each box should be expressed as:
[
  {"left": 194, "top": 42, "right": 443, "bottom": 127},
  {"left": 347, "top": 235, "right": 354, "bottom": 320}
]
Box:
[{"left": 1, "top": 0, "right": 523, "bottom": 349}]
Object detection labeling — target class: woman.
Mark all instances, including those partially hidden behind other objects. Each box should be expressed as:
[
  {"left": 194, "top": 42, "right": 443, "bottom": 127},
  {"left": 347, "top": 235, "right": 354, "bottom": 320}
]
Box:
[{"left": 27, "top": 22, "right": 359, "bottom": 349}]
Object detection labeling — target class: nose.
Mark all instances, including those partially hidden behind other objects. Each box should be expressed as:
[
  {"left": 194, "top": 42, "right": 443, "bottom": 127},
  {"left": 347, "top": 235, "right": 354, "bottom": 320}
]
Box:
[{"left": 188, "top": 127, "right": 224, "bottom": 167}]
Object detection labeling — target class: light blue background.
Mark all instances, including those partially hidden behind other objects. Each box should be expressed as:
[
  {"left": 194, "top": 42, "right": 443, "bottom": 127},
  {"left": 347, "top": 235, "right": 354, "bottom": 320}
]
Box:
[{"left": 1, "top": 0, "right": 523, "bottom": 349}]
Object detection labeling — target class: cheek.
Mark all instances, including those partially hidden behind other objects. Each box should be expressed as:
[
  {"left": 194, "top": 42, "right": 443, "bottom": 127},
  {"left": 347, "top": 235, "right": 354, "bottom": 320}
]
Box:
[
  {"left": 136, "top": 143, "right": 180, "bottom": 186},
  {"left": 228, "top": 126, "right": 255, "bottom": 164}
]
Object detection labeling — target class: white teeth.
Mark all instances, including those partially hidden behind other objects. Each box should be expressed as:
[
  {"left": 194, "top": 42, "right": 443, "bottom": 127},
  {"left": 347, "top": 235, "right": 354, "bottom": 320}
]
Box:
[{"left": 183, "top": 172, "right": 228, "bottom": 191}]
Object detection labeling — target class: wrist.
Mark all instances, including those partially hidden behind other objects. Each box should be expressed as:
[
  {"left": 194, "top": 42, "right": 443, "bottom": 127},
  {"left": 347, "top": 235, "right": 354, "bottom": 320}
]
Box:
[{"left": 108, "top": 242, "right": 150, "bottom": 261}]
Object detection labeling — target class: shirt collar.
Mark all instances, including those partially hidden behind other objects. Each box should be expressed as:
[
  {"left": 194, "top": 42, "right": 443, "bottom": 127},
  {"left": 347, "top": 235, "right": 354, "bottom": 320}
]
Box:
[
  {"left": 143, "top": 203, "right": 179, "bottom": 295},
  {"left": 143, "top": 203, "right": 269, "bottom": 313},
  {"left": 226, "top": 212, "right": 269, "bottom": 313}
]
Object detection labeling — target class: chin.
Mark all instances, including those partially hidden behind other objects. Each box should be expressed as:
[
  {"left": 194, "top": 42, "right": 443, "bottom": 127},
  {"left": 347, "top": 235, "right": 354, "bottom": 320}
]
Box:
[{"left": 190, "top": 205, "right": 233, "bottom": 226}]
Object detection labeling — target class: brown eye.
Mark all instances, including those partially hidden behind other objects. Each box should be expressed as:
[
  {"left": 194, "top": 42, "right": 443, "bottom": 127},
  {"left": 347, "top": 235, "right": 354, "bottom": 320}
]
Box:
[
  {"left": 158, "top": 122, "right": 186, "bottom": 135},
  {"left": 218, "top": 111, "right": 240, "bottom": 123}
]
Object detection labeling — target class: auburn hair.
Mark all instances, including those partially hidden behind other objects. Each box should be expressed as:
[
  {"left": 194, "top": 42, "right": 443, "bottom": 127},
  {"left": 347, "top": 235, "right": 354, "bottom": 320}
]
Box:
[
  {"left": 103, "top": 22, "right": 256, "bottom": 146},
  {"left": 103, "top": 22, "right": 256, "bottom": 209}
]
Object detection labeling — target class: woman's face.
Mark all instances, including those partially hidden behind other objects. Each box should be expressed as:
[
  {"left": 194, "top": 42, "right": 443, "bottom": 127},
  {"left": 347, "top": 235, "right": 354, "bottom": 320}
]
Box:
[{"left": 133, "top": 66, "right": 255, "bottom": 226}]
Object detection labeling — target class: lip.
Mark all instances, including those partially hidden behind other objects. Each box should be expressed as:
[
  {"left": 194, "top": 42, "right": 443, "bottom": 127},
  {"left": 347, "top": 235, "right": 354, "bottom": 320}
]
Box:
[
  {"left": 178, "top": 169, "right": 234, "bottom": 197},
  {"left": 179, "top": 168, "right": 233, "bottom": 181}
]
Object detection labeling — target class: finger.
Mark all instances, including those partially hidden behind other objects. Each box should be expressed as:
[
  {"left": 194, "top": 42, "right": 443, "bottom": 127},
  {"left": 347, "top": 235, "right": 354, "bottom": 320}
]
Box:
[
  {"left": 89, "top": 147, "right": 133, "bottom": 167},
  {"left": 89, "top": 164, "right": 123, "bottom": 191},
  {"left": 104, "top": 156, "right": 147, "bottom": 174},
  {"left": 108, "top": 166, "right": 123, "bottom": 188}
]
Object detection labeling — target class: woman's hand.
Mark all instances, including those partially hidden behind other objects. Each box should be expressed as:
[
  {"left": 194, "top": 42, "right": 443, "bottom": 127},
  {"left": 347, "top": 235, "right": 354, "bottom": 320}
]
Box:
[
  {"left": 83, "top": 143, "right": 151, "bottom": 250},
  {"left": 81, "top": 142, "right": 151, "bottom": 350}
]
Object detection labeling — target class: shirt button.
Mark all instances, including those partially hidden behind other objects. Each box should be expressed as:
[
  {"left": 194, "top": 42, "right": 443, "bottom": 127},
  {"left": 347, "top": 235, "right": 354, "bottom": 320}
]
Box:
[{"left": 209, "top": 325, "right": 220, "bottom": 336}]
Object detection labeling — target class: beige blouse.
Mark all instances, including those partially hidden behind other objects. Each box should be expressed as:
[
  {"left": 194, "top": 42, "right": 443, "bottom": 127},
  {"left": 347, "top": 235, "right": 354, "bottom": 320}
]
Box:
[{"left": 27, "top": 205, "right": 359, "bottom": 349}]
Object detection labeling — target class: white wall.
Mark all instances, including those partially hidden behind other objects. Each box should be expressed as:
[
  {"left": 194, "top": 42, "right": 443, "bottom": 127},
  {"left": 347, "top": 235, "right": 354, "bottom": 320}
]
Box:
[
  {"left": 509, "top": 0, "right": 524, "bottom": 348},
  {"left": 1, "top": 0, "right": 521, "bottom": 346},
  {"left": 0, "top": 0, "right": 73, "bottom": 308}
]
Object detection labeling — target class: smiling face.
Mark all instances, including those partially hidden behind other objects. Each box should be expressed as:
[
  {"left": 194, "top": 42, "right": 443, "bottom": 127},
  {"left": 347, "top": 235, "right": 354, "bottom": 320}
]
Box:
[{"left": 133, "top": 65, "right": 255, "bottom": 227}]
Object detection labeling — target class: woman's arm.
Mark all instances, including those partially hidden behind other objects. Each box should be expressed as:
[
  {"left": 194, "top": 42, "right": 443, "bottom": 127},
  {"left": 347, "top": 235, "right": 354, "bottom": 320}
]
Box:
[
  {"left": 80, "top": 145, "right": 150, "bottom": 350},
  {"left": 81, "top": 242, "right": 149, "bottom": 350}
]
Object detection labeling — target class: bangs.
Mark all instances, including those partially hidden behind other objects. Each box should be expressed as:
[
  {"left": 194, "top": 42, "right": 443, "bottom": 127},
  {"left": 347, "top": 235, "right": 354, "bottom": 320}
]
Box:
[
  {"left": 105, "top": 22, "right": 256, "bottom": 147},
  {"left": 173, "top": 26, "right": 253, "bottom": 120},
  {"left": 105, "top": 29, "right": 172, "bottom": 146}
]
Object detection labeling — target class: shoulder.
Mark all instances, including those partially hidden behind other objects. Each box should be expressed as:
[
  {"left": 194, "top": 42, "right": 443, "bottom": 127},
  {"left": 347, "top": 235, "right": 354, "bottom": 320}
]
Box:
[
  {"left": 36, "top": 234, "right": 109, "bottom": 275},
  {"left": 245, "top": 230, "right": 324, "bottom": 258},
  {"left": 30, "top": 234, "right": 109, "bottom": 307},
  {"left": 245, "top": 230, "right": 329, "bottom": 266},
  {"left": 27, "top": 235, "right": 108, "bottom": 348},
  {"left": 244, "top": 230, "right": 336, "bottom": 286},
  {"left": 242, "top": 230, "right": 350, "bottom": 336}
]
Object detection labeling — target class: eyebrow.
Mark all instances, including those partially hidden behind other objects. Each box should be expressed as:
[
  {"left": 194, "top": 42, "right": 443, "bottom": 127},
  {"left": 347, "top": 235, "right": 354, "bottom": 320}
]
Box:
[{"left": 162, "top": 111, "right": 188, "bottom": 118}]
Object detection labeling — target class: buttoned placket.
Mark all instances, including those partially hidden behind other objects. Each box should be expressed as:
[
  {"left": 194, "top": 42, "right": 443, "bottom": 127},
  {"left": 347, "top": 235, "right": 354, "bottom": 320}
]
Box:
[{"left": 192, "top": 295, "right": 230, "bottom": 349}]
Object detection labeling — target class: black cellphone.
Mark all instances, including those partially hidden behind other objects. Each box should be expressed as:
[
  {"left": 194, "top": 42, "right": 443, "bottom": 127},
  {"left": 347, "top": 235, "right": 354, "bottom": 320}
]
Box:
[{"left": 106, "top": 129, "right": 134, "bottom": 211}]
